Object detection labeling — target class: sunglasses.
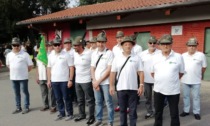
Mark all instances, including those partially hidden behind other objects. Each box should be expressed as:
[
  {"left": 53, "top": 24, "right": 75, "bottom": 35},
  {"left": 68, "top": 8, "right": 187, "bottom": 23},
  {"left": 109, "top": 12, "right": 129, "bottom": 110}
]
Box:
[
  {"left": 160, "top": 43, "right": 171, "bottom": 45},
  {"left": 149, "top": 42, "right": 156, "bottom": 45},
  {"left": 53, "top": 44, "right": 61, "bottom": 47},
  {"left": 12, "top": 44, "right": 20, "bottom": 47},
  {"left": 187, "top": 45, "right": 197, "bottom": 47}
]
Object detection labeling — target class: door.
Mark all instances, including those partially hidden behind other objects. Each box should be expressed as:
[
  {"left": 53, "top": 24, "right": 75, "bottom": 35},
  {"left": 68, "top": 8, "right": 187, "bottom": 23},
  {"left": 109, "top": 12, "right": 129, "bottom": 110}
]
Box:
[
  {"left": 203, "top": 28, "right": 210, "bottom": 80},
  {"left": 70, "top": 22, "right": 86, "bottom": 40},
  {"left": 136, "top": 32, "right": 151, "bottom": 51}
]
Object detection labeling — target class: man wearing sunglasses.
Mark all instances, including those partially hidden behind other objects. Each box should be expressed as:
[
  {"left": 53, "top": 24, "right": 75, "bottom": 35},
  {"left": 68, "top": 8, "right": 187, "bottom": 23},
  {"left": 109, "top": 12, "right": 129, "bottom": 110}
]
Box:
[
  {"left": 151, "top": 34, "right": 185, "bottom": 126},
  {"left": 180, "top": 38, "right": 207, "bottom": 120},
  {"left": 6, "top": 37, "right": 33, "bottom": 114},
  {"left": 47, "top": 38, "right": 74, "bottom": 121},
  {"left": 139, "top": 36, "right": 160, "bottom": 119}
]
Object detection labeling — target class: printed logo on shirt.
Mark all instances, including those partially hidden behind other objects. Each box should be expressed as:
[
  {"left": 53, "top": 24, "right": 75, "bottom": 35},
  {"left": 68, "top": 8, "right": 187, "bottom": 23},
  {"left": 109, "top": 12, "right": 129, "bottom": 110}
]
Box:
[
  {"left": 59, "top": 57, "right": 65, "bottom": 60},
  {"left": 129, "top": 60, "right": 137, "bottom": 63},
  {"left": 169, "top": 61, "right": 177, "bottom": 64}
]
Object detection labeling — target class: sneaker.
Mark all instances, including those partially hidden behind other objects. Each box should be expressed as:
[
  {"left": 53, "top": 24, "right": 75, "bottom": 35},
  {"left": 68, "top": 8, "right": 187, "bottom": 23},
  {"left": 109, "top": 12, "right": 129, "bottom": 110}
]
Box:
[
  {"left": 87, "top": 116, "right": 95, "bottom": 125},
  {"left": 22, "top": 108, "right": 29, "bottom": 114},
  {"left": 54, "top": 114, "right": 64, "bottom": 121},
  {"left": 126, "top": 108, "right": 129, "bottom": 113},
  {"left": 12, "top": 108, "right": 22, "bottom": 114},
  {"left": 74, "top": 116, "right": 86, "bottom": 122},
  {"left": 107, "top": 123, "right": 113, "bottom": 126},
  {"left": 180, "top": 112, "right": 189, "bottom": 117},
  {"left": 90, "top": 120, "right": 102, "bottom": 126},
  {"left": 40, "top": 107, "right": 49, "bottom": 111},
  {"left": 65, "top": 115, "right": 74, "bottom": 121},
  {"left": 145, "top": 113, "right": 154, "bottom": 119},
  {"left": 50, "top": 107, "right": 57, "bottom": 114},
  {"left": 114, "top": 106, "right": 120, "bottom": 112}
]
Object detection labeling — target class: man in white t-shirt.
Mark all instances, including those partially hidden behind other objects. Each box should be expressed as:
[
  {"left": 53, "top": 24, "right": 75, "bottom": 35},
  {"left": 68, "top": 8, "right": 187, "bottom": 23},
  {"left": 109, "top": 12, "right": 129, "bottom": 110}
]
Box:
[
  {"left": 110, "top": 36, "right": 144, "bottom": 126},
  {"left": 140, "top": 36, "right": 160, "bottom": 119},
  {"left": 73, "top": 36, "right": 95, "bottom": 125},
  {"left": 36, "top": 42, "right": 56, "bottom": 113},
  {"left": 130, "top": 34, "right": 142, "bottom": 55},
  {"left": 112, "top": 31, "right": 124, "bottom": 58},
  {"left": 89, "top": 36, "right": 98, "bottom": 52},
  {"left": 91, "top": 31, "right": 114, "bottom": 126},
  {"left": 180, "top": 38, "right": 207, "bottom": 120},
  {"left": 151, "top": 34, "right": 185, "bottom": 126},
  {"left": 6, "top": 37, "right": 33, "bottom": 114},
  {"left": 47, "top": 38, "right": 74, "bottom": 121}
]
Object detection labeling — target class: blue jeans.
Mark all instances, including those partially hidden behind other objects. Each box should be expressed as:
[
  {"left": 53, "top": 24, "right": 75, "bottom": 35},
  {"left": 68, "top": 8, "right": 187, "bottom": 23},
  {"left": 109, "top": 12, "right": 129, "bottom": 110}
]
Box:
[
  {"left": 118, "top": 90, "right": 138, "bottom": 126},
  {"left": 51, "top": 82, "right": 73, "bottom": 116},
  {"left": 94, "top": 85, "right": 114, "bottom": 124},
  {"left": 12, "top": 80, "right": 30, "bottom": 109},
  {"left": 182, "top": 83, "right": 201, "bottom": 114}
]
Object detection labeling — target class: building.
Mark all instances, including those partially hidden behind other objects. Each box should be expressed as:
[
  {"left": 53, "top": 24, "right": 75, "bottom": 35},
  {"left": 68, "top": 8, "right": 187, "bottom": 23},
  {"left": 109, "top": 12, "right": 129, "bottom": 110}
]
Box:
[{"left": 17, "top": 0, "right": 210, "bottom": 80}]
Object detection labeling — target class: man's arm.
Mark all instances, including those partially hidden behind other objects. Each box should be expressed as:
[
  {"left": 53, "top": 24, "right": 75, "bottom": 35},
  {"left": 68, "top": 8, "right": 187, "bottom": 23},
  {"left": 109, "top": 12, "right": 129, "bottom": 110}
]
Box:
[
  {"left": 47, "top": 67, "right": 51, "bottom": 88},
  {"left": 109, "top": 72, "right": 116, "bottom": 95},
  {"left": 138, "top": 71, "right": 144, "bottom": 96},
  {"left": 67, "top": 66, "right": 74, "bottom": 88}
]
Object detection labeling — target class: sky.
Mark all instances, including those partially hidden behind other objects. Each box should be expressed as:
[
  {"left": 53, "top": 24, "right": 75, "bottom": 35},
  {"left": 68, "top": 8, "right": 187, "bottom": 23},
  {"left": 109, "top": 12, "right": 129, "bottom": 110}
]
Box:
[{"left": 68, "top": 0, "right": 79, "bottom": 8}]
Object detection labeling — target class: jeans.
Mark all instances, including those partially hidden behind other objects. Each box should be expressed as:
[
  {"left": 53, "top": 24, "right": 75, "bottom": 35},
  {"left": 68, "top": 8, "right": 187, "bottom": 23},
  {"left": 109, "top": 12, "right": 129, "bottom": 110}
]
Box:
[
  {"left": 144, "top": 83, "right": 154, "bottom": 114},
  {"left": 118, "top": 90, "right": 138, "bottom": 126},
  {"left": 12, "top": 80, "right": 30, "bottom": 109},
  {"left": 182, "top": 83, "right": 201, "bottom": 114},
  {"left": 51, "top": 82, "right": 73, "bottom": 116},
  {"left": 39, "top": 80, "right": 56, "bottom": 108},
  {"left": 94, "top": 85, "right": 114, "bottom": 124},
  {"left": 75, "top": 82, "right": 95, "bottom": 118},
  {"left": 154, "top": 92, "right": 180, "bottom": 126}
]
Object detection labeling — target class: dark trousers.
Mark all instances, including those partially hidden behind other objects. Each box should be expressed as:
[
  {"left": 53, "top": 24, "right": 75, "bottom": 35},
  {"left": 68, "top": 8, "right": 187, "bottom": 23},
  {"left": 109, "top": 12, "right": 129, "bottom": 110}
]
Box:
[
  {"left": 118, "top": 90, "right": 138, "bottom": 126},
  {"left": 144, "top": 83, "right": 154, "bottom": 114},
  {"left": 75, "top": 82, "right": 95, "bottom": 118},
  {"left": 39, "top": 80, "right": 56, "bottom": 108},
  {"left": 51, "top": 82, "right": 73, "bottom": 116},
  {"left": 154, "top": 92, "right": 180, "bottom": 126}
]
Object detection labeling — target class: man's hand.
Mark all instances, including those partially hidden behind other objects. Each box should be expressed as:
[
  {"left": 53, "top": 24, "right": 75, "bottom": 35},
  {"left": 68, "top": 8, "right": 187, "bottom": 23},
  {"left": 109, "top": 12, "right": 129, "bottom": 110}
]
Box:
[
  {"left": 109, "top": 86, "right": 115, "bottom": 96},
  {"left": 47, "top": 81, "right": 51, "bottom": 88},
  {"left": 92, "top": 80, "right": 100, "bottom": 90},
  {"left": 67, "top": 81, "right": 73, "bottom": 88},
  {"left": 137, "top": 85, "right": 144, "bottom": 96},
  {"left": 36, "top": 78, "right": 39, "bottom": 84}
]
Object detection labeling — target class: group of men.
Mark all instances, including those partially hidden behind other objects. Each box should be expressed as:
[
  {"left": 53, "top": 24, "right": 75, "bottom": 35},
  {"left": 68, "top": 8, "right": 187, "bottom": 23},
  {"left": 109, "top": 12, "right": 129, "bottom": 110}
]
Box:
[{"left": 6, "top": 30, "right": 207, "bottom": 126}]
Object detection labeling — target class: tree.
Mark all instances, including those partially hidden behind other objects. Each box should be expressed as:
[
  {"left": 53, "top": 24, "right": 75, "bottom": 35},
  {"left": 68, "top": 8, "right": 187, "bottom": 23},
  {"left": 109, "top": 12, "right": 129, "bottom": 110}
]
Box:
[
  {"left": 79, "top": 0, "right": 113, "bottom": 6},
  {"left": 0, "top": 0, "right": 70, "bottom": 43}
]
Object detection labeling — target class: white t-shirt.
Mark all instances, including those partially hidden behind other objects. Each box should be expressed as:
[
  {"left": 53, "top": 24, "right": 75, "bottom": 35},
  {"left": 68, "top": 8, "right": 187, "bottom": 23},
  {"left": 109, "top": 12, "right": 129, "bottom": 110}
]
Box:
[
  {"left": 111, "top": 53, "right": 143, "bottom": 91},
  {"left": 6, "top": 50, "right": 33, "bottom": 80},
  {"left": 37, "top": 60, "right": 47, "bottom": 80},
  {"left": 181, "top": 51, "right": 207, "bottom": 84},
  {"left": 112, "top": 44, "right": 123, "bottom": 57},
  {"left": 63, "top": 48, "right": 74, "bottom": 61},
  {"left": 151, "top": 50, "right": 185, "bottom": 95},
  {"left": 140, "top": 49, "right": 161, "bottom": 83},
  {"left": 74, "top": 49, "right": 92, "bottom": 83},
  {"left": 91, "top": 48, "right": 113, "bottom": 85},
  {"left": 132, "top": 44, "right": 142, "bottom": 55},
  {"left": 48, "top": 50, "right": 73, "bottom": 82}
]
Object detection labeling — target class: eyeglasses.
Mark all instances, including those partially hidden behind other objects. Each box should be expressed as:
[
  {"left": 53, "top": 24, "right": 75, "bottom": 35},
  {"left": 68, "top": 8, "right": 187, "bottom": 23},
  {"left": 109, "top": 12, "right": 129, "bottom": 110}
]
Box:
[
  {"left": 12, "top": 44, "right": 20, "bottom": 47},
  {"left": 160, "top": 43, "right": 171, "bottom": 45},
  {"left": 53, "top": 44, "right": 60, "bottom": 47},
  {"left": 149, "top": 42, "right": 156, "bottom": 45}
]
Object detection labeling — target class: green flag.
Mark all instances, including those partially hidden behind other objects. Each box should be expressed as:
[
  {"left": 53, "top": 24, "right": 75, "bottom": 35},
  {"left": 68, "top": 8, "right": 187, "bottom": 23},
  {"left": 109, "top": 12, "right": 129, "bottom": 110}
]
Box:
[{"left": 37, "top": 35, "right": 48, "bottom": 66}]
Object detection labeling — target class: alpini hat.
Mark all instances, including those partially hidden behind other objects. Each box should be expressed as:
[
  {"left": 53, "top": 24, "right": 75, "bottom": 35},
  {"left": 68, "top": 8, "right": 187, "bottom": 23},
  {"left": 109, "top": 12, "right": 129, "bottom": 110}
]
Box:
[
  {"left": 121, "top": 36, "right": 135, "bottom": 45},
  {"left": 11, "top": 37, "right": 21, "bottom": 45},
  {"left": 73, "top": 36, "right": 84, "bottom": 46},
  {"left": 148, "top": 36, "right": 157, "bottom": 43},
  {"left": 90, "top": 37, "right": 97, "bottom": 43},
  {"left": 64, "top": 38, "right": 72, "bottom": 43},
  {"left": 97, "top": 31, "right": 107, "bottom": 42},
  {"left": 158, "top": 34, "right": 173, "bottom": 44},
  {"left": 186, "top": 37, "right": 198, "bottom": 46},
  {"left": 116, "top": 31, "right": 124, "bottom": 38}
]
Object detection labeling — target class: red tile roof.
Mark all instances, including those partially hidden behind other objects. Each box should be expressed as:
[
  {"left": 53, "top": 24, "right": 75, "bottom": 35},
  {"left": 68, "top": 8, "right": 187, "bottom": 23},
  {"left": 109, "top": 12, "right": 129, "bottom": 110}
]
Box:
[{"left": 17, "top": 0, "right": 210, "bottom": 25}]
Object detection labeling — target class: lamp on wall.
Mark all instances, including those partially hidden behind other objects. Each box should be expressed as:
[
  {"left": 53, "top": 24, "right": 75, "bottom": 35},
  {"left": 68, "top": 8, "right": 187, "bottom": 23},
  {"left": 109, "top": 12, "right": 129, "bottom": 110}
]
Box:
[
  {"left": 117, "top": 15, "right": 121, "bottom": 20},
  {"left": 165, "top": 9, "right": 171, "bottom": 16},
  {"left": 53, "top": 22, "right": 56, "bottom": 27},
  {"left": 79, "top": 19, "right": 83, "bottom": 24}
]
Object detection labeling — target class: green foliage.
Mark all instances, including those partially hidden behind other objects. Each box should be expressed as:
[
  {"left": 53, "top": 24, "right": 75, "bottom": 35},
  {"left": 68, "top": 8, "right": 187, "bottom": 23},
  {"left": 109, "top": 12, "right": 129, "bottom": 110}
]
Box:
[
  {"left": 0, "top": 0, "right": 70, "bottom": 44},
  {"left": 79, "top": 0, "right": 113, "bottom": 6}
]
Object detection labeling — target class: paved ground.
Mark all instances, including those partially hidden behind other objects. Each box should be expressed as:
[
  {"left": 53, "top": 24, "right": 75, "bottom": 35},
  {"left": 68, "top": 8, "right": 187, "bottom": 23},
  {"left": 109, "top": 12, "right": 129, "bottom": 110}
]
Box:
[{"left": 0, "top": 67, "right": 210, "bottom": 126}]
